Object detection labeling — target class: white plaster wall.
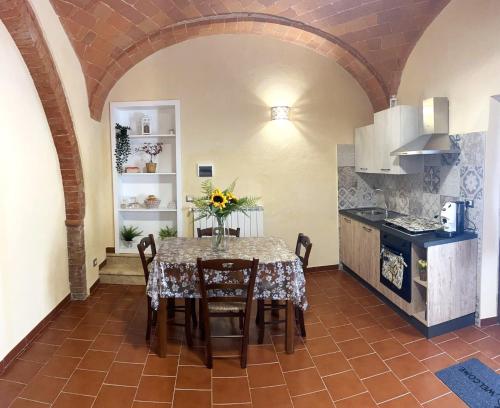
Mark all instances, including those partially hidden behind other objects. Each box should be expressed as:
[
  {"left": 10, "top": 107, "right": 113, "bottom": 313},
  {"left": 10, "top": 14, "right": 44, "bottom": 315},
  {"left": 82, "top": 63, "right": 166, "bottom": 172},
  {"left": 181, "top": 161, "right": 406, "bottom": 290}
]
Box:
[
  {"left": 102, "top": 34, "right": 373, "bottom": 266},
  {"left": 481, "top": 97, "right": 500, "bottom": 320},
  {"left": 398, "top": 0, "right": 500, "bottom": 133},
  {"left": 0, "top": 21, "right": 69, "bottom": 359}
]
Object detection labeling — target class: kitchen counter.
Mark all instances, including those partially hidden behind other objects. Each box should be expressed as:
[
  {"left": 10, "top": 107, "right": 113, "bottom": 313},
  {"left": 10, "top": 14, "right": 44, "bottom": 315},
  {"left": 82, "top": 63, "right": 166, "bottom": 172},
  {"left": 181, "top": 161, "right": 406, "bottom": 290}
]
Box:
[{"left": 339, "top": 208, "right": 477, "bottom": 248}]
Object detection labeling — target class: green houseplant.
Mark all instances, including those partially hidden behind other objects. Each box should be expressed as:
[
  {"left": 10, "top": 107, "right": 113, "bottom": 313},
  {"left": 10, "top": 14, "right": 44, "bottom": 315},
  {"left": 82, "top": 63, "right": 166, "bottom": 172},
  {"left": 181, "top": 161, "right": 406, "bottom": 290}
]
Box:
[
  {"left": 159, "top": 226, "right": 177, "bottom": 239},
  {"left": 135, "top": 142, "right": 163, "bottom": 173},
  {"left": 115, "top": 123, "right": 131, "bottom": 174},
  {"left": 120, "top": 225, "right": 143, "bottom": 247}
]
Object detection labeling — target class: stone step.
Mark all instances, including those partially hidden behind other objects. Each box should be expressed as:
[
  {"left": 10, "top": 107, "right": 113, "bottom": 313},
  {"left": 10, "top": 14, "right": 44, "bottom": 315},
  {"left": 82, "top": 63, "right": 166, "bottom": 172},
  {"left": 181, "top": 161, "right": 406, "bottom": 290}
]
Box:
[{"left": 99, "top": 253, "right": 144, "bottom": 285}]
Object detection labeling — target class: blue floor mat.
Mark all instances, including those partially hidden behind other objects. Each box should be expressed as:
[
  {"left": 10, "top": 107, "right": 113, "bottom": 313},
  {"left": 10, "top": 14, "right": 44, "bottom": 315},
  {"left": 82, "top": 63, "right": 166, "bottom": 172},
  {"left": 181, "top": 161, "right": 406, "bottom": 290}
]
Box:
[{"left": 436, "top": 358, "right": 500, "bottom": 408}]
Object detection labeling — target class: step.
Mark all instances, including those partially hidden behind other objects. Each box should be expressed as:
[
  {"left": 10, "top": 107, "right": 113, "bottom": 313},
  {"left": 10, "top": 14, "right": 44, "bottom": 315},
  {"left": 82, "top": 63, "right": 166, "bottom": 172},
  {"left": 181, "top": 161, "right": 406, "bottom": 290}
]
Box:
[{"left": 99, "top": 253, "right": 144, "bottom": 285}]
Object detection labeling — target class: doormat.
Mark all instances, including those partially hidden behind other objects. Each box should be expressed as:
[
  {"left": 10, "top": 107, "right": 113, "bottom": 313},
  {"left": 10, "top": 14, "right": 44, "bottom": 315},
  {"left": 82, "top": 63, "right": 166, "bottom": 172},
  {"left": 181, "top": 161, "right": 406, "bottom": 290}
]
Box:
[{"left": 436, "top": 358, "right": 500, "bottom": 408}]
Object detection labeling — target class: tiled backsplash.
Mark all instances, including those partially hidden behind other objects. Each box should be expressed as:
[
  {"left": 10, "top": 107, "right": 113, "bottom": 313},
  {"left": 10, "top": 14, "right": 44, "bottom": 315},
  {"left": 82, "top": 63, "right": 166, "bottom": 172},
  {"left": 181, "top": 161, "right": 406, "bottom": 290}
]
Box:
[{"left": 337, "top": 132, "right": 485, "bottom": 236}]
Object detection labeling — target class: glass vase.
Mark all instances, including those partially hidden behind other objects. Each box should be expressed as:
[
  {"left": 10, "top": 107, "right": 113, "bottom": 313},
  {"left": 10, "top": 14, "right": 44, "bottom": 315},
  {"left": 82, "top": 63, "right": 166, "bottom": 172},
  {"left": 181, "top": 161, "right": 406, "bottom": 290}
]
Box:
[{"left": 212, "top": 217, "right": 228, "bottom": 251}]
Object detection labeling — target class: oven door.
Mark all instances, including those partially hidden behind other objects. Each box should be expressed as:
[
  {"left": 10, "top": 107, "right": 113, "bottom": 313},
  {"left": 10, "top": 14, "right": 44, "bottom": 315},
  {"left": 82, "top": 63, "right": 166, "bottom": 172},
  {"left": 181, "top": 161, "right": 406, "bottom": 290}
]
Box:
[{"left": 380, "top": 243, "right": 412, "bottom": 303}]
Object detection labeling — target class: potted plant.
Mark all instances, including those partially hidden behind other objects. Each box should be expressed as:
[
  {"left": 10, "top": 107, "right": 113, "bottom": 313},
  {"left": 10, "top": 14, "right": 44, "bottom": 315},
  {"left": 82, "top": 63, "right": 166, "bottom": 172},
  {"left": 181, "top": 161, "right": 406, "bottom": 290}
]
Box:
[
  {"left": 115, "top": 123, "right": 131, "bottom": 174},
  {"left": 159, "top": 226, "right": 177, "bottom": 240},
  {"left": 120, "top": 225, "right": 143, "bottom": 248},
  {"left": 193, "top": 179, "right": 259, "bottom": 250},
  {"left": 136, "top": 142, "right": 163, "bottom": 173}
]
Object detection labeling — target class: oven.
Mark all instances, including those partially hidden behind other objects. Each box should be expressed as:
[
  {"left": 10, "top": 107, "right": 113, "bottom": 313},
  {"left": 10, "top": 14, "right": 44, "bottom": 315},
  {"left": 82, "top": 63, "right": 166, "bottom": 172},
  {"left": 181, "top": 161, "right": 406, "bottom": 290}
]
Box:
[{"left": 380, "top": 230, "right": 412, "bottom": 303}]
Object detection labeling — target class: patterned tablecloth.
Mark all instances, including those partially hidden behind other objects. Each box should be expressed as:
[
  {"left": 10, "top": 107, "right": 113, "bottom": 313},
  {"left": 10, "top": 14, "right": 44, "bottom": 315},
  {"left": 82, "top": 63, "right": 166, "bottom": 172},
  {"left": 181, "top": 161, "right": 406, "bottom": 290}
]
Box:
[{"left": 146, "top": 237, "right": 307, "bottom": 311}]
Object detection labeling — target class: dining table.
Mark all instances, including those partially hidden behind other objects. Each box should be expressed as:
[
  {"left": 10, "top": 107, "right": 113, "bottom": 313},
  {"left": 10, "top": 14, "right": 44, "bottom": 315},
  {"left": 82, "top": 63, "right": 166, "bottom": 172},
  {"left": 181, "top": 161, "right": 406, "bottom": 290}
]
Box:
[{"left": 146, "top": 236, "right": 308, "bottom": 356}]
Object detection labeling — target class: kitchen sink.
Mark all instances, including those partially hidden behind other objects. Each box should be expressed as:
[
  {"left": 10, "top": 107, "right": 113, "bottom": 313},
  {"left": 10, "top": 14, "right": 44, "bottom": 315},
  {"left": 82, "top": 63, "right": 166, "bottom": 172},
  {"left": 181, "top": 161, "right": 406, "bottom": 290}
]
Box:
[
  {"left": 347, "top": 208, "right": 400, "bottom": 222},
  {"left": 355, "top": 209, "right": 387, "bottom": 216}
]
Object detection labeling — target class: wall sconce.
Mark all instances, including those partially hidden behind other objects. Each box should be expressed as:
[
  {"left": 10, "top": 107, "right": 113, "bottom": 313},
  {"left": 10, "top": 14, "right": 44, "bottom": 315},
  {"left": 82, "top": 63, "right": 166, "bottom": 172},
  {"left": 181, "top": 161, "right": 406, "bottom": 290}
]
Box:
[{"left": 271, "top": 106, "right": 291, "bottom": 121}]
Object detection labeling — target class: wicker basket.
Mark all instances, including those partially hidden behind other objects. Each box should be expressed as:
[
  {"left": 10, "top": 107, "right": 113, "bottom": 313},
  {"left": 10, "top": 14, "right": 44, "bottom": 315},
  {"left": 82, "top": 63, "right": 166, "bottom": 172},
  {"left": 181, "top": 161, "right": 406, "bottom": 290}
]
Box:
[{"left": 144, "top": 198, "right": 161, "bottom": 209}]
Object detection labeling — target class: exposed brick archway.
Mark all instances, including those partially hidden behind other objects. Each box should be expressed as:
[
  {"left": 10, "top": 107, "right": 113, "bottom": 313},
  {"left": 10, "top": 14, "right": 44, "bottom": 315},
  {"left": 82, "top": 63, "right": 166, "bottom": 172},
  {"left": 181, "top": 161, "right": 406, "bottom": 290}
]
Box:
[
  {"left": 0, "top": 0, "right": 87, "bottom": 299},
  {"left": 51, "top": 0, "right": 450, "bottom": 121},
  {"left": 89, "top": 14, "right": 390, "bottom": 119}
]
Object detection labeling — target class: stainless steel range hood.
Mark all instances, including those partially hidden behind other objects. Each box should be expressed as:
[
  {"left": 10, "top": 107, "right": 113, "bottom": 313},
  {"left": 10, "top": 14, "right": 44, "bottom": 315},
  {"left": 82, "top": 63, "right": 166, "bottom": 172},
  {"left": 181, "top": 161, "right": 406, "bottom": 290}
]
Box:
[{"left": 391, "top": 97, "right": 460, "bottom": 156}]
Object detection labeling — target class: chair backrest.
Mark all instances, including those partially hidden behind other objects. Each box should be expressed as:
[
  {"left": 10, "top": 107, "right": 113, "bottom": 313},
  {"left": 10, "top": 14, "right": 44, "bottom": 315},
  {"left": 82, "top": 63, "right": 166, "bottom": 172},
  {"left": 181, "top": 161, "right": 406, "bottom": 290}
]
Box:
[
  {"left": 295, "top": 233, "right": 312, "bottom": 271},
  {"left": 197, "top": 227, "right": 240, "bottom": 238},
  {"left": 137, "top": 234, "right": 157, "bottom": 284},
  {"left": 196, "top": 258, "right": 259, "bottom": 311}
]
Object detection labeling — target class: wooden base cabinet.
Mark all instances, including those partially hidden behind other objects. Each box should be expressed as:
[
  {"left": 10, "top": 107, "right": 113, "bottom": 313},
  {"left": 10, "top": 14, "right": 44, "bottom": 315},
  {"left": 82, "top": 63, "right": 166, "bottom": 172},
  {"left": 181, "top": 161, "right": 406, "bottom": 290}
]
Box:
[
  {"left": 340, "top": 213, "right": 478, "bottom": 335},
  {"left": 339, "top": 215, "right": 357, "bottom": 272},
  {"left": 354, "top": 222, "right": 380, "bottom": 287},
  {"left": 412, "top": 240, "right": 477, "bottom": 327},
  {"left": 340, "top": 216, "right": 380, "bottom": 286}
]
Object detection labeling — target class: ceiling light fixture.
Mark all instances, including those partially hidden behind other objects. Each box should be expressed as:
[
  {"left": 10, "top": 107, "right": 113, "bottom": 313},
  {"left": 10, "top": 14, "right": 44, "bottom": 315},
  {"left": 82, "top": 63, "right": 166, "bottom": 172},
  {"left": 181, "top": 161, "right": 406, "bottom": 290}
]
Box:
[{"left": 271, "top": 106, "right": 291, "bottom": 121}]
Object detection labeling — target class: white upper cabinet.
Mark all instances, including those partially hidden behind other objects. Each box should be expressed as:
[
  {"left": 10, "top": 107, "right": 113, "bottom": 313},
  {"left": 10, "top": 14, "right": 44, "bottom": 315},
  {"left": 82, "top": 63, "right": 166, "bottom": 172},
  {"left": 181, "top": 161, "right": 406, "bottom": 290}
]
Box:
[
  {"left": 355, "top": 105, "right": 423, "bottom": 174},
  {"left": 354, "top": 124, "right": 374, "bottom": 173}
]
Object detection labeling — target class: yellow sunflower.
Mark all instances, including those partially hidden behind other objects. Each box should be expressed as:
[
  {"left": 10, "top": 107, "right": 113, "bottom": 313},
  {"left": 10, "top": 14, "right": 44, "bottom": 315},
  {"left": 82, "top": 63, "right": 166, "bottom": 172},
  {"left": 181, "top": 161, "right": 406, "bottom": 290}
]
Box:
[
  {"left": 210, "top": 189, "right": 228, "bottom": 208},
  {"left": 226, "top": 192, "right": 238, "bottom": 203}
]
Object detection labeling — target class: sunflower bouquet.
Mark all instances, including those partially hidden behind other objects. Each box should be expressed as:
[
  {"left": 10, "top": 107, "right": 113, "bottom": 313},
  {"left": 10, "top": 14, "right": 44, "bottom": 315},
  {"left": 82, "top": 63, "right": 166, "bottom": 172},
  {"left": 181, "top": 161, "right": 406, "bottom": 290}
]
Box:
[{"left": 193, "top": 179, "right": 259, "bottom": 249}]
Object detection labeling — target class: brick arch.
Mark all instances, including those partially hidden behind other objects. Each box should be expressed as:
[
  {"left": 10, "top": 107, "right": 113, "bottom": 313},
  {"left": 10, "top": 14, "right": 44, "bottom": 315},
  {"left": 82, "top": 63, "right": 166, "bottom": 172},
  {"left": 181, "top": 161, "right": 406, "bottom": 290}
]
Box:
[
  {"left": 89, "top": 14, "right": 389, "bottom": 120},
  {"left": 0, "top": 0, "right": 87, "bottom": 299},
  {"left": 51, "top": 0, "right": 450, "bottom": 121}
]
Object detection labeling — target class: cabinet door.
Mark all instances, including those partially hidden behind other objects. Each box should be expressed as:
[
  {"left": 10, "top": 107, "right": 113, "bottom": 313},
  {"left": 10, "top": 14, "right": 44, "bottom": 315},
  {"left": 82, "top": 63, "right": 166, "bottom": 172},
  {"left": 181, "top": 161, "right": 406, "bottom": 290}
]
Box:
[
  {"left": 339, "top": 215, "right": 356, "bottom": 271},
  {"left": 374, "top": 110, "right": 390, "bottom": 173},
  {"left": 374, "top": 106, "right": 422, "bottom": 174},
  {"left": 354, "top": 125, "right": 374, "bottom": 173},
  {"left": 355, "top": 222, "right": 380, "bottom": 286}
]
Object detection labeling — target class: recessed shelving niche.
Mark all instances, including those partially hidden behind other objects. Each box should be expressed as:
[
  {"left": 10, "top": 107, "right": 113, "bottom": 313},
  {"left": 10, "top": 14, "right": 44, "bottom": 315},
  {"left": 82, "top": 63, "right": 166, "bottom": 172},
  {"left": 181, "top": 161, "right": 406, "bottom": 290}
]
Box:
[{"left": 110, "top": 100, "right": 182, "bottom": 253}]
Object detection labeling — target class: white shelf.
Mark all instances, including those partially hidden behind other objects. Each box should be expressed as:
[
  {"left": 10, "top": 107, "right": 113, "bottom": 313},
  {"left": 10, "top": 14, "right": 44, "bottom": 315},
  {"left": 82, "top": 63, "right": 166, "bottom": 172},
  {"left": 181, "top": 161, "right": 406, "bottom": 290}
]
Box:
[
  {"left": 119, "top": 208, "right": 177, "bottom": 212},
  {"left": 111, "top": 99, "right": 182, "bottom": 255},
  {"left": 413, "top": 277, "right": 428, "bottom": 288},
  {"left": 120, "top": 172, "right": 176, "bottom": 176},
  {"left": 128, "top": 134, "right": 176, "bottom": 138}
]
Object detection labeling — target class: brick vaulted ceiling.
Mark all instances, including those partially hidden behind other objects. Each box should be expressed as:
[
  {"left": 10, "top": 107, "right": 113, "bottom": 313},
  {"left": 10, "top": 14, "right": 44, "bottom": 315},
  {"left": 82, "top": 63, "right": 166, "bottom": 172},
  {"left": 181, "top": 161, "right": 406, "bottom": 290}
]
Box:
[{"left": 51, "top": 0, "right": 450, "bottom": 120}]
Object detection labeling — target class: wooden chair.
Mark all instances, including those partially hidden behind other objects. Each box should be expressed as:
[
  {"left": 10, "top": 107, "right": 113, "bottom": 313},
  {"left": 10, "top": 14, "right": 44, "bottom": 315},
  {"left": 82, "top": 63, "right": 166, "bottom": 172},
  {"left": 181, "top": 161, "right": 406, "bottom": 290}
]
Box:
[
  {"left": 196, "top": 257, "right": 259, "bottom": 369},
  {"left": 197, "top": 227, "right": 241, "bottom": 238},
  {"left": 138, "top": 234, "right": 197, "bottom": 346},
  {"left": 256, "top": 233, "right": 312, "bottom": 343}
]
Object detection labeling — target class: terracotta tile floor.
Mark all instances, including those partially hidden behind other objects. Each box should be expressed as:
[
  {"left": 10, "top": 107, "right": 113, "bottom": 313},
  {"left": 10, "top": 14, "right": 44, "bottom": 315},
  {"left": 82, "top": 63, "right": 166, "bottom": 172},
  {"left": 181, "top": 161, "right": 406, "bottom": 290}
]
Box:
[{"left": 2, "top": 269, "right": 500, "bottom": 407}]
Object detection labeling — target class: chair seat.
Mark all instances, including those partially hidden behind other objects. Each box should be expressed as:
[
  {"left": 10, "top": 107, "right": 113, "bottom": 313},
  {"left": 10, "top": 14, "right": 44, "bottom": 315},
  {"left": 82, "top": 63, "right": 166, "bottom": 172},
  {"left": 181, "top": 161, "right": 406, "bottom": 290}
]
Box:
[{"left": 209, "top": 302, "right": 245, "bottom": 312}]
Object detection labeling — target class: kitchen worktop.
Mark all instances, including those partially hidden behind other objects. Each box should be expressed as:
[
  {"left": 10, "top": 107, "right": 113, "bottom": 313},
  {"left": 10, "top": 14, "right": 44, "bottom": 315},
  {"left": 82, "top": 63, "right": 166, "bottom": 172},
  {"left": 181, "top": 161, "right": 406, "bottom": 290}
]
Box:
[{"left": 339, "top": 208, "right": 477, "bottom": 248}]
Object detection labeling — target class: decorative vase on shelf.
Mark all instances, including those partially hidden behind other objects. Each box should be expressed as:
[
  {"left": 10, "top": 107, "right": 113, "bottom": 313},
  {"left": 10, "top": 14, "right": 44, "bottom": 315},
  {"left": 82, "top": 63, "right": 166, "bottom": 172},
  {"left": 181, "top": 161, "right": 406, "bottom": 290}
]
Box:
[
  {"left": 122, "top": 240, "right": 134, "bottom": 248},
  {"left": 212, "top": 217, "right": 228, "bottom": 251},
  {"left": 142, "top": 115, "right": 151, "bottom": 135},
  {"left": 146, "top": 162, "right": 157, "bottom": 173}
]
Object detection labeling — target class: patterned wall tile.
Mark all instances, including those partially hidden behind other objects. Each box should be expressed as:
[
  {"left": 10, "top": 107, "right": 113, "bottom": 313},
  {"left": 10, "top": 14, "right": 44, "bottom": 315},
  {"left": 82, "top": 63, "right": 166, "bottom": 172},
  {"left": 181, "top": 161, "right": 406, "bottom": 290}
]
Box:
[
  {"left": 441, "top": 153, "right": 460, "bottom": 166},
  {"left": 337, "top": 144, "right": 355, "bottom": 167},
  {"left": 440, "top": 195, "right": 459, "bottom": 207},
  {"left": 421, "top": 193, "right": 441, "bottom": 220},
  {"left": 459, "top": 133, "right": 485, "bottom": 167},
  {"left": 423, "top": 166, "right": 440, "bottom": 193},
  {"left": 439, "top": 165, "right": 460, "bottom": 197},
  {"left": 396, "top": 190, "right": 410, "bottom": 214},
  {"left": 338, "top": 166, "right": 357, "bottom": 190},
  {"left": 460, "top": 166, "right": 484, "bottom": 200}
]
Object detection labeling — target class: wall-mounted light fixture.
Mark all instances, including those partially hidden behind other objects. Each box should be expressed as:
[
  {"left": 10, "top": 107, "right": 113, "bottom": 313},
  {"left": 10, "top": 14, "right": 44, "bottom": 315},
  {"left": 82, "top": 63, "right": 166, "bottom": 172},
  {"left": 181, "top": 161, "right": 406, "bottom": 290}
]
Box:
[{"left": 270, "top": 106, "right": 291, "bottom": 121}]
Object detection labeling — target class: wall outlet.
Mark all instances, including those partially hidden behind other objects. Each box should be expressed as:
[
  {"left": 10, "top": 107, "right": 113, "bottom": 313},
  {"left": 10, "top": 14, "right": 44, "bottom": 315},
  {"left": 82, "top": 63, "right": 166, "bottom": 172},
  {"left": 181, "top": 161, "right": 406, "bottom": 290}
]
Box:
[
  {"left": 186, "top": 195, "right": 193, "bottom": 202},
  {"left": 465, "top": 200, "right": 474, "bottom": 208},
  {"left": 93, "top": 258, "right": 98, "bottom": 267}
]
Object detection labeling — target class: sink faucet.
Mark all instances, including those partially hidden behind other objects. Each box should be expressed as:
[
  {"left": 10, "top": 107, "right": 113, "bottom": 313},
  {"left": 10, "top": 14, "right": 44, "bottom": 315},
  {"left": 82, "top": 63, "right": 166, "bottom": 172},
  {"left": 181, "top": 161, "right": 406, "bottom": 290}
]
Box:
[{"left": 374, "top": 189, "right": 388, "bottom": 215}]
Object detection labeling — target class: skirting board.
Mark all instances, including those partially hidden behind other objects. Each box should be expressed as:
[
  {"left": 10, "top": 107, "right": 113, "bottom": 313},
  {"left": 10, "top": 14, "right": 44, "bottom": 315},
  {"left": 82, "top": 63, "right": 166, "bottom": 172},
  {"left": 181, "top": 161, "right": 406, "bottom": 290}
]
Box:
[
  {"left": 307, "top": 264, "right": 339, "bottom": 273},
  {"left": 480, "top": 316, "right": 499, "bottom": 327},
  {"left": 0, "top": 278, "right": 101, "bottom": 375},
  {"left": 0, "top": 293, "right": 70, "bottom": 375},
  {"left": 341, "top": 264, "right": 476, "bottom": 338}
]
